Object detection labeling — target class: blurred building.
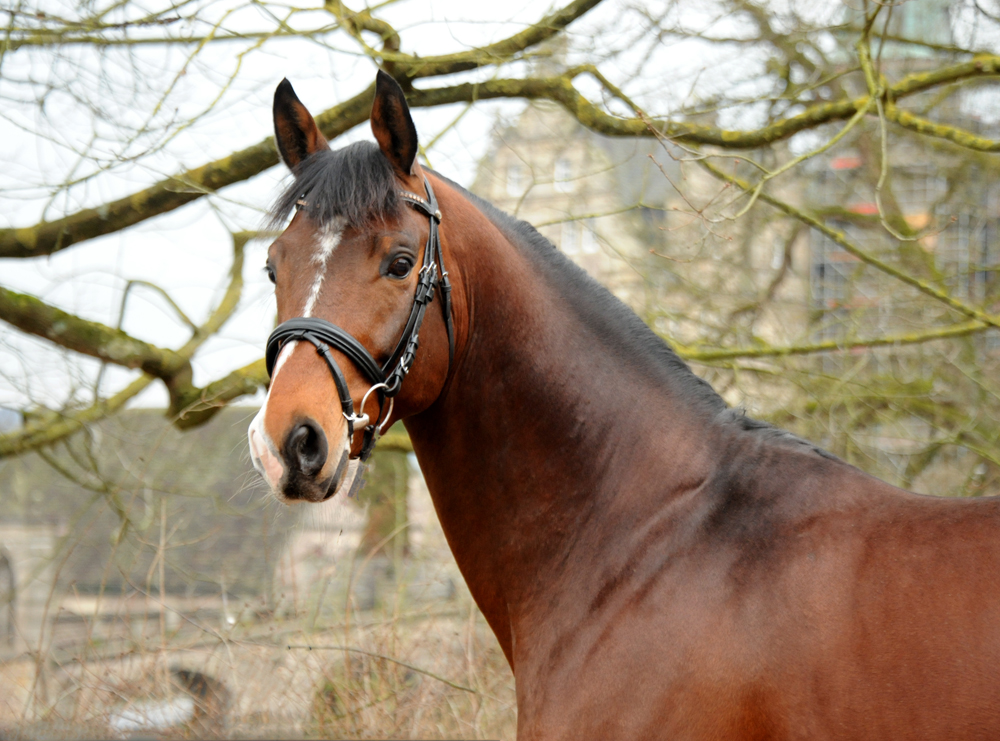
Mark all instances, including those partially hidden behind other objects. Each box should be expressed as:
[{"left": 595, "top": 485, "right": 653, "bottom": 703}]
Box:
[
  {"left": 0, "top": 409, "right": 466, "bottom": 734},
  {"left": 470, "top": 100, "right": 680, "bottom": 312},
  {"left": 0, "top": 407, "right": 458, "bottom": 663},
  {"left": 0, "top": 408, "right": 291, "bottom": 657},
  {"left": 468, "top": 96, "right": 814, "bottom": 411},
  {"left": 466, "top": 8, "right": 998, "bottom": 496},
  {"left": 808, "top": 0, "right": 1000, "bottom": 352},
  {"left": 471, "top": 1, "right": 999, "bottom": 364}
]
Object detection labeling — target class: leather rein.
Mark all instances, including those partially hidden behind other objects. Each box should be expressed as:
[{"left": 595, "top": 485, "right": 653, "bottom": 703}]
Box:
[{"left": 264, "top": 177, "right": 454, "bottom": 463}]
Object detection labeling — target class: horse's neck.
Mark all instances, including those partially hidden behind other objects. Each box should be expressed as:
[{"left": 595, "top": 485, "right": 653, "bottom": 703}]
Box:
[{"left": 403, "top": 206, "right": 714, "bottom": 665}]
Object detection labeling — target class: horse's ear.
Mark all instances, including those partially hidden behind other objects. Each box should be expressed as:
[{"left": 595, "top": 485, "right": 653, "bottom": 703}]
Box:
[
  {"left": 273, "top": 78, "right": 328, "bottom": 169},
  {"left": 371, "top": 70, "right": 419, "bottom": 176}
]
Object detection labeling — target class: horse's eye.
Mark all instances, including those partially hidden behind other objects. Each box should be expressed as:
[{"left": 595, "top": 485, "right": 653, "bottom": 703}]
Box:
[
  {"left": 387, "top": 256, "right": 413, "bottom": 278},
  {"left": 265, "top": 265, "right": 276, "bottom": 284}
]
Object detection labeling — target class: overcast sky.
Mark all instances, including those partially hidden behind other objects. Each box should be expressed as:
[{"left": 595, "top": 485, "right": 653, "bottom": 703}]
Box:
[
  {"left": 0, "top": 0, "right": 587, "bottom": 410},
  {"left": 2, "top": 0, "right": 995, "bottom": 413}
]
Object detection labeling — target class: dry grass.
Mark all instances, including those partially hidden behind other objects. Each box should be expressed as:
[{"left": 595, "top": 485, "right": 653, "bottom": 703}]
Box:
[
  {"left": 0, "top": 463, "right": 517, "bottom": 740},
  {"left": 0, "top": 418, "right": 517, "bottom": 739},
  {"left": 0, "top": 588, "right": 516, "bottom": 739}
]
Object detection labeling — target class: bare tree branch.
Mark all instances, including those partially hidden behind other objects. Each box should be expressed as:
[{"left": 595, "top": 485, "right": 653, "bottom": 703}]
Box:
[
  {"left": 678, "top": 320, "right": 992, "bottom": 363},
  {"left": 6, "top": 49, "right": 1000, "bottom": 260},
  {"left": 0, "top": 232, "right": 248, "bottom": 453},
  {"left": 0, "top": 285, "right": 190, "bottom": 377},
  {"left": 695, "top": 156, "right": 1000, "bottom": 331}
]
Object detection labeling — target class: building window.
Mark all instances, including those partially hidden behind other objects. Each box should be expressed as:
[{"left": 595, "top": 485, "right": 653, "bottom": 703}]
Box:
[
  {"left": 893, "top": 168, "right": 947, "bottom": 213},
  {"left": 506, "top": 163, "right": 526, "bottom": 197},
  {"left": 938, "top": 211, "right": 999, "bottom": 301},
  {"left": 561, "top": 221, "right": 580, "bottom": 254},
  {"left": 554, "top": 157, "right": 573, "bottom": 193},
  {"left": 810, "top": 222, "right": 858, "bottom": 338},
  {"left": 0, "top": 550, "right": 13, "bottom": 647},
  {"left": 985, "top": 329, "right": 1000, "bottom": 355},
  {"left": 581, "top": 218, "right": 599, "bottom": 254},
  {"left": 811, "top": 227, "right": 851, "bottom": 309}
]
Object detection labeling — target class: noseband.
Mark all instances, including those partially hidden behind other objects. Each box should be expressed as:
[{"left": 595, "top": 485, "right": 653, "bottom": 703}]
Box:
[{"left": 264, "top": 177, "right": 454, "bottom": 464}]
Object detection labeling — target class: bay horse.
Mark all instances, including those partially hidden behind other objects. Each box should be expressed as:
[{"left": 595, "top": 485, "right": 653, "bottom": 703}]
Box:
[{"left": 248, "top": 71, "right": 1000, "bottom": 739}]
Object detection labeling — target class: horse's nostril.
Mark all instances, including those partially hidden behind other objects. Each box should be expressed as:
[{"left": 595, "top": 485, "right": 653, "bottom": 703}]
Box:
[{"left": 287, "top": 420, "right": 328, "bottom": 478}]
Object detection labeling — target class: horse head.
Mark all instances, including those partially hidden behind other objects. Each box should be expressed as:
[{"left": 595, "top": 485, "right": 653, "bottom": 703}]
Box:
[{"left": 248, "top": 71, "right": 456, "bottom": 504}]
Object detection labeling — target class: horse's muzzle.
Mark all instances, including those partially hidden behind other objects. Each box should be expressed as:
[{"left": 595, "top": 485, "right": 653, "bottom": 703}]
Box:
[{"left": 249, "top": 413, "right": 350, "bottom": 503}]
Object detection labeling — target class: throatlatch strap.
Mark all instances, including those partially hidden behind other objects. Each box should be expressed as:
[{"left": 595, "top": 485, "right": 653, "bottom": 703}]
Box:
[{"left": 398, "top": 178, "right": 454, "bottom": 372}]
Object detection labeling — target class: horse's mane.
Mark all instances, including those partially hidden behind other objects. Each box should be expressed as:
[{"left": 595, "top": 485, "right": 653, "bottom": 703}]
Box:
[
  {"left": 269, "top": 143, "right": 830, "bottom": 458},
  {"left": 269, "top": 142, "right": 401, "bottom": 230},
  {"left": 443, "top": 177, "right": 727, "bottom": 411},
  {"left": 435, "top": 175, "right": 834, "bottom": 459}
]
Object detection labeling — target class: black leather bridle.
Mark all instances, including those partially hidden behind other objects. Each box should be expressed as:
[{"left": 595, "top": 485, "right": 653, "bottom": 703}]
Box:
[{"left": 264, "top": 177, "right": 454, "bottom": 463}]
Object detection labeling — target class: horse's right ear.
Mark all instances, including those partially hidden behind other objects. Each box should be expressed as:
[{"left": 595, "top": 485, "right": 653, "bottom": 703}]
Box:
[{"left": 273, "top": 78, "right": 328, "bottom": 169}]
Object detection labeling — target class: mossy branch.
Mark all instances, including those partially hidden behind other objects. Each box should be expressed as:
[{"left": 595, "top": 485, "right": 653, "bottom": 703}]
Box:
[
  {"left": 5, "top": 27, "right": 1000, "bottom": 260},
  {"left": 2, "top": 28, "right": 334, "bottom": 51},
  {"left": 0, "top": 86, "right": 374, "bottom": 259},
  {"left": 884, "top": 104, "right": 1000, "bottom": 151},
  {"left": 0, "top": 376, "right": 155, "bottom": 457},
  {"left": 170, "top": 359, "right": 268, "bottom": 430},
  {"left": 676, "top": 321, "right": 992, "bottom": 363},
  {"left": 0, "top": 285, "right": 189, "bottom": 377},
  {"left": 324, "top": 1, "right": 400, "bottom": 56},
  {"left": 696, "top": 158, "right": 1000, "bottom": 331},
  {"left": 0, "top": 233, "right": 250, "bottom": 453},
  {"left": 0, "top": 0, "right": 604, "bottom": 259},
  {"left": 0, "top": 230, "right": 410, "bottom": 445},
  {"left": 370, "top": 0, "right": 605, "bottom": 80}
]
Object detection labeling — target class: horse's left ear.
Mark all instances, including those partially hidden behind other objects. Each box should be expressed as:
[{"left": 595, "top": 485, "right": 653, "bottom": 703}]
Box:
[{"left": 371, "top": 70, "right": 419, "bottom": 176}]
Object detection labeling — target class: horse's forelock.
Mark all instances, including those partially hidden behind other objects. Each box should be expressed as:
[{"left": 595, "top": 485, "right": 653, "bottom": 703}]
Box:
[{"left": 268, "top": 141, "right": 401, "bottom": 231}]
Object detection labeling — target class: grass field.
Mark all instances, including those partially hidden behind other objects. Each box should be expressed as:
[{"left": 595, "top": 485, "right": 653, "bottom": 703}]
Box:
[
  {"left": 0, "top": 576, "right": 517, "bottom": 739},
  {"left": 0, "top": 420, "right": 517, "bottom": 740}
]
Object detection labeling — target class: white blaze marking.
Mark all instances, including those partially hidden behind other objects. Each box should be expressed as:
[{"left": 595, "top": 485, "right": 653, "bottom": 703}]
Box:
[
  {"left": 248, "top": 340, "right": 297, "bottom": 489},
  {"left": 249, "top": 219, "right": 349, "bottom": 497},
  {"left": 302, "top": 221, "right": 343, "bottom": 317},
  {"left": 270, "top": 340, "right": 296, "bottom": 378}
]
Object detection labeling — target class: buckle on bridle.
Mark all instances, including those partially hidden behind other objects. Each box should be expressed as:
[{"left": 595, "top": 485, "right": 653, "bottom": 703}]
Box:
[
  {"left": 344, "top": 382, "right": 395, "bottom": 443},
  {"left": 343, "top": 411, "right": 370, "bottom": 429}
]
